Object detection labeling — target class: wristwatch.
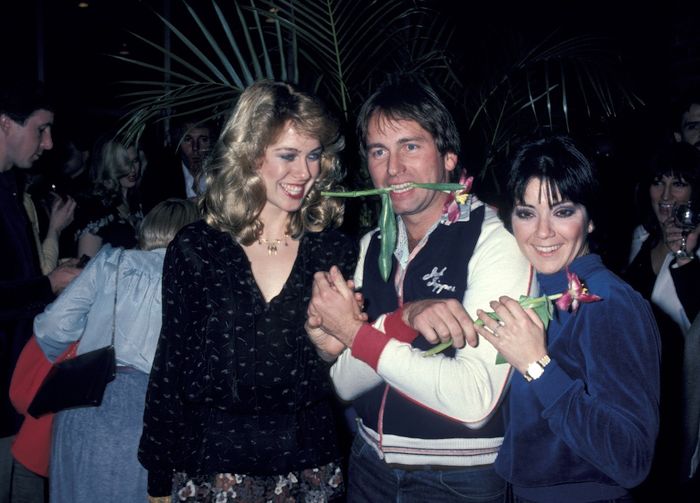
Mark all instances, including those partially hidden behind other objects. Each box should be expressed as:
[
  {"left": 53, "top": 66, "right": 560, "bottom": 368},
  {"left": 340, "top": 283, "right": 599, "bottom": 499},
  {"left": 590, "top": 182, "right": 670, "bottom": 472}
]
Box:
[{"left": 524, "top": 355, "right": 551, "bottom": 382}]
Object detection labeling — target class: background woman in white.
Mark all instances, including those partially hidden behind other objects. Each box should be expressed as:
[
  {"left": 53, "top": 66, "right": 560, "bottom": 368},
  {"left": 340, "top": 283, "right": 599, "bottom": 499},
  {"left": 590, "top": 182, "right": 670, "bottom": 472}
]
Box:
[{"left": 623, "top": 141, "right": 700, "bottom": 501}]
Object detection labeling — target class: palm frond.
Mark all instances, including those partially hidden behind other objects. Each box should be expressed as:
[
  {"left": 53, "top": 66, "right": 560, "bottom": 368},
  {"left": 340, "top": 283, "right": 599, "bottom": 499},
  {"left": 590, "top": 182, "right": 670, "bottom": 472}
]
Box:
[
  {"left": 249, "top": 0, "right": 436, "bottom": 118},
  {"left": 114, "top": 0, "right": 297, "bottom": 143}
]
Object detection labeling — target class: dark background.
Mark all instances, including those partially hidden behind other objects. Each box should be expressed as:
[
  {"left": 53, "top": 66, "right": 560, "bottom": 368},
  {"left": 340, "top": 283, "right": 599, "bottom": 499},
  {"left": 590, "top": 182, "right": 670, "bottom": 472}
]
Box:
[
  {"left": 5, "top": 0, "right": 700, "bottom": 269},
  {"left": 6, "top": 1, "right": 700, "bottom": 136}
]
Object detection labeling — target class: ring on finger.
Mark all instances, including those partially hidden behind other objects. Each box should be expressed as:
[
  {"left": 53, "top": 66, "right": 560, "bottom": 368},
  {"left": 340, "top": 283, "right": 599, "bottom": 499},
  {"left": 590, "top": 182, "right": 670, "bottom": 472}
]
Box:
[
  {"left": 491, "top": 321, "right": 503, "bottom": 336},
  {"left": 493, "top": 320, "right": 506, "bottom": 336}
]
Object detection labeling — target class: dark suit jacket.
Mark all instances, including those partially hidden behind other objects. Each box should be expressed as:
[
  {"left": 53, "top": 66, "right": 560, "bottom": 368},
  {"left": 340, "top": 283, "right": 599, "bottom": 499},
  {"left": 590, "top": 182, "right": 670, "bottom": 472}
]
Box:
[
  {"left": 0, "top": 171, "right": 54, "bottom": 436},
  {"left": 140, "top": 149, "right": 188, "bottom": 214}
]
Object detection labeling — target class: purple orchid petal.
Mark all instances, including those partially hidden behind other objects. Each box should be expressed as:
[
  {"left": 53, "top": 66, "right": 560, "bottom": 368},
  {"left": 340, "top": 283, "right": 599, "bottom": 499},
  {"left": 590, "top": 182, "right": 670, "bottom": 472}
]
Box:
[
  {"left": 556, "top": 270, "right": 602, "bottom": 312},
  {"left": 556, "top": 292, "right": 573, "bottom": 311}
]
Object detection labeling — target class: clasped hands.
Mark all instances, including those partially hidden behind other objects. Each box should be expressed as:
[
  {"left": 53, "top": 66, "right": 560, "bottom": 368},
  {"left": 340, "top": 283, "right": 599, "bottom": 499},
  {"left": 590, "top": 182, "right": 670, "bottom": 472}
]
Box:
[
  {"left": 305, "top": 266, "right": 366, "bottom": 361},
  {"left": 306, "top": 266, "right": 480, "bottom": 352},
  {"left": 306, "top": 268, "right": 548, "bottom": 371}
]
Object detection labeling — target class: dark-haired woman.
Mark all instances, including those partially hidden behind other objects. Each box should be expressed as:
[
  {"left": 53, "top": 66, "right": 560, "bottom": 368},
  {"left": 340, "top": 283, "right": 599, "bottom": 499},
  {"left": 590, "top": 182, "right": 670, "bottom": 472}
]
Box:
[
  {"left": 474, "top": 136, "right": 661, "bottom": 502},
  {"left": 623, "top": 142, "right": 700, "bottom": 501}
]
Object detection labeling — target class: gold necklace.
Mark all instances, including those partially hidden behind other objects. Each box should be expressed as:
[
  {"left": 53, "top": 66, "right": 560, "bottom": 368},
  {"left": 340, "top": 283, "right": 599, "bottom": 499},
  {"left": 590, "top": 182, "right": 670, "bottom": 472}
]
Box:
[{"left": 258, "top": 234, "right": 288, "bottom": 255}]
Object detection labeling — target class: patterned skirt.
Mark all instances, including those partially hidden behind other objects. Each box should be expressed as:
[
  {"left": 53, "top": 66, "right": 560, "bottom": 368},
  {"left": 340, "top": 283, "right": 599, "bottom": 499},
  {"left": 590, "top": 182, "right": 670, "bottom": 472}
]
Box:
[{"left": 172, "top": 461, "right": 344, "bottom": 503}]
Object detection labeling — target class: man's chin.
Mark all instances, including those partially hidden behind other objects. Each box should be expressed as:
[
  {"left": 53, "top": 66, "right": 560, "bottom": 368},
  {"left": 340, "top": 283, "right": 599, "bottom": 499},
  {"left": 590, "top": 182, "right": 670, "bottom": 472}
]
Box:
[{"left": 15, "top": 159, "right": 36, "bottom": 169}]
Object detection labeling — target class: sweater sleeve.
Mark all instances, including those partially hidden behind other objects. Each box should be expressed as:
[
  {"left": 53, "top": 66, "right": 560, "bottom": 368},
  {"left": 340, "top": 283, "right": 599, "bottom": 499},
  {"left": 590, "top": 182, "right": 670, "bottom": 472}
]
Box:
[
  {"left": 531, "top": 282, "right": 661, "bottom": 488},
  {"left": 33, "top": 246, "right": 111, "bottom": 361},
  {"left": 138, "top": 239, "right": 189, "bottom": 497},
  {"left": 342, "top": 209, "right": 534, "bottom": 428}
]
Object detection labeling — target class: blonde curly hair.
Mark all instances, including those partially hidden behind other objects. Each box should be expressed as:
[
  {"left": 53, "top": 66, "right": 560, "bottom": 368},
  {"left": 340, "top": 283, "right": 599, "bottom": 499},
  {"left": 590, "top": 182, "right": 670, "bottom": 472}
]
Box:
[{"left": 200, "top": 80, "right": 345, "bottom": 244}]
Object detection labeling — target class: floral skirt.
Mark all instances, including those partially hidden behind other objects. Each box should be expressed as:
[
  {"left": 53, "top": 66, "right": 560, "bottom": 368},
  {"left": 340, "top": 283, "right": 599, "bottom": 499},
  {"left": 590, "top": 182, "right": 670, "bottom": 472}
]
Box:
[{"left": 172, "top": 461, "right": 344, "bottom": 503}]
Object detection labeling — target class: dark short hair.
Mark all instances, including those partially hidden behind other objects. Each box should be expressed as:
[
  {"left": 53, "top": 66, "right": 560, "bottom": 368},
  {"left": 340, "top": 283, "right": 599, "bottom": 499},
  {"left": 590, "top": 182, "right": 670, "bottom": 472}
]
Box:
[
  {"left": 503, "top": 135, "right": 599, "bottom": 231},
  {"left": 170, "top": 115, "right": 217, "bottom": 146},
  {"left": 671, "top": 86, "right": 700, "bottom": 133},
  {"left": 646, "top": 141, "right": 700, "bottom": 188},
  {"left": 0, "top": 81, "right": 55, "bottom": 124},
  {"left": 356, "top": 75, "right": 461, "bottom": 161}
]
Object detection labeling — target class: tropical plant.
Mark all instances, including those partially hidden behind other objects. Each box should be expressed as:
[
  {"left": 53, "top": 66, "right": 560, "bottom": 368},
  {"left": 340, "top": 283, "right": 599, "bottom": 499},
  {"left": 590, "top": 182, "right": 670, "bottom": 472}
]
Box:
[
  {"left": 113, "top": 0, "right": 295, "bottom": 143},
  {"left": 251, "top": 0, "right": 463, "bottom": 120},
  {"left": 459, "top": 30, "right": 644, "bottom": 194},
  {"left": 113, "top": 0, "right": 644, "bottom": 210},
  {"left": 113, "top": 0, "right": 460, "bottom": 145}
]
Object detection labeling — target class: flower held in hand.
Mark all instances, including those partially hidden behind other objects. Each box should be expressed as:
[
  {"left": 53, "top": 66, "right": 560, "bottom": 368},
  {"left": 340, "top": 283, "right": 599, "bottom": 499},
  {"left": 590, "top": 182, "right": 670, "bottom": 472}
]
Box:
[{"left": 424, "top": 270, "right": 602, "bottom": 360}]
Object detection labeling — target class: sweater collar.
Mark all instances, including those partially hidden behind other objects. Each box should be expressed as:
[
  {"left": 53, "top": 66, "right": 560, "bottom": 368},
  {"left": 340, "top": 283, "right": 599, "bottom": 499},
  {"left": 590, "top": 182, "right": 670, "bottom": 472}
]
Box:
[{"left": 536, "top": 253, "right": 604, "bottom": 295}]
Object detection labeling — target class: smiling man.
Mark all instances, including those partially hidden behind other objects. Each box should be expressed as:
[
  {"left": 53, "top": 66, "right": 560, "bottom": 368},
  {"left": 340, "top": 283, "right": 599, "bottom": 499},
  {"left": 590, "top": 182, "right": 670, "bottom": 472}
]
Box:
[
  {"left": 0, "top": 82, "right": 80, "bottom": 503},
  {"left": 306, "top": 77, "right": 533, "bottom": 502}
]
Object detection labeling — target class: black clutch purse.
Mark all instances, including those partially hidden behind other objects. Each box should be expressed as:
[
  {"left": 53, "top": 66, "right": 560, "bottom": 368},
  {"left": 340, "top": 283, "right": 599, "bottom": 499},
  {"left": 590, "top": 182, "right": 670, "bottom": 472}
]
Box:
[
  {"left": 27, "top": 345, "right": 116, "bottom": 418},
  {"left": 28, "top": 250, "right": 123, "bottom": 419}
]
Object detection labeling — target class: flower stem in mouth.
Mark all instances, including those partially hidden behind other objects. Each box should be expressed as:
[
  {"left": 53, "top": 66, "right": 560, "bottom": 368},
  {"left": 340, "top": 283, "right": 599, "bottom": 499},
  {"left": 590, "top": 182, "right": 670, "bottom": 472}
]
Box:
[
  {"left": 321, "top": 182, "right": 464, "bottom": 198},
  {"left": 320, "top": 181, "right": 468, "bottom": 282}
]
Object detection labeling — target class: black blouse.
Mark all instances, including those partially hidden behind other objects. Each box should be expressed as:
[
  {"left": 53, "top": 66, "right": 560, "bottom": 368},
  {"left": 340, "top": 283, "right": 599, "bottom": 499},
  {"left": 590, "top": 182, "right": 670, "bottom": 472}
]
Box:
[
  {"left": 138, "top": 220, "right": 358, "bottom": 495},
  {"left": 74, "top": 193, "right": 143, "bottom": 251}
]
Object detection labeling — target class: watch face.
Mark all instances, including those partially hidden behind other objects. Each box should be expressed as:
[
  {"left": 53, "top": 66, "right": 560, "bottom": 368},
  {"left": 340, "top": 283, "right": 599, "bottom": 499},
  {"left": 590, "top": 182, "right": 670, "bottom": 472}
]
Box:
[{"left": 527, "top": 362, "right": 544, "bottom": 380}]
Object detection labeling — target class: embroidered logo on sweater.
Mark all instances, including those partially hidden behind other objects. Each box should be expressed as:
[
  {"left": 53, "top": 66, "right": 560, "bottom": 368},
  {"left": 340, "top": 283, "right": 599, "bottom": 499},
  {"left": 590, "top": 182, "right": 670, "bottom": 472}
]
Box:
[{"left": 422, "top": 266, "right": 456, "bottom": 294}]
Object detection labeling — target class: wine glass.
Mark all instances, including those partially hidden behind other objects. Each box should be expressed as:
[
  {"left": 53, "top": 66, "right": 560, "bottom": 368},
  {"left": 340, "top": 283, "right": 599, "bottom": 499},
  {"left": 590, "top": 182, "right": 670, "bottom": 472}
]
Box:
[{"left": 673, "top": 201, "right": 700, "bottom": 259}]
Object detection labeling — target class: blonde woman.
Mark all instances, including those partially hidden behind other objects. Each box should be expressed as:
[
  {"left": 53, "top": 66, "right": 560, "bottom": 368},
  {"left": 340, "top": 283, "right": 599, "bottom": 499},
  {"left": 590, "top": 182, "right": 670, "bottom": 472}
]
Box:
[
  {"left": 75, "top": 137, "right": 144, "bottom": 257},
  {"left": 33, "top": 199, "right": 200, "bottom": 503},
  {"left": 139, "top": 81, "right": 357, "bottom": 502}
]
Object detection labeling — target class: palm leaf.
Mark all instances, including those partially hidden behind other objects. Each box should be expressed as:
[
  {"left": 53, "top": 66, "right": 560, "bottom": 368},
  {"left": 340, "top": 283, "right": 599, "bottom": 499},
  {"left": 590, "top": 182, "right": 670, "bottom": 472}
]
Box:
[
  {"left": 114, "top": 0, "right": 296, "bottom": 143},
  {"left": 249, "top": 0, "right": 436, "bottom": 118},
  {"left": 463, "top": 31, "right": 643, "bottom": 184}
]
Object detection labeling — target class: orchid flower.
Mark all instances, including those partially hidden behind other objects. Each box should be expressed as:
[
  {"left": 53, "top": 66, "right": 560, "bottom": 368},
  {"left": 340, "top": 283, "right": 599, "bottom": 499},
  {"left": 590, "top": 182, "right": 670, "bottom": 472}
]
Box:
[
  {"left": 555, "top": 268, "right": 602, "bottom": 312},
  {"left": 442, "top": 172, "right": 474, "bottom": 224},
  {"left": 424, "top": 271, "right": 602, "bottom": 359}
]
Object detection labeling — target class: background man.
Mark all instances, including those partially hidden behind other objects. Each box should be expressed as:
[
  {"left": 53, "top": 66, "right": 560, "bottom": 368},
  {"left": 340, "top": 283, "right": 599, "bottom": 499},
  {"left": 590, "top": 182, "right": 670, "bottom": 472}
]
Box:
[
  {"left": 0, "top": 82, "right": 80, "bottom": 503},
  {"left": 140, "top": 118, "right": 214, "bottom": 212},
  {"left": 673, "top": 88, "right": 700, "bottom": 150}
]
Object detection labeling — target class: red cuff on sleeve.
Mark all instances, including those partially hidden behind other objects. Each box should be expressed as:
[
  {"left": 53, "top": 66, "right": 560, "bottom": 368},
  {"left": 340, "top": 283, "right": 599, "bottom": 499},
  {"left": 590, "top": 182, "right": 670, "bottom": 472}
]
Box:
[
  {"left": 351, "top": 323, "right": 392, "bottom": 371},
  {"left": 384, "top": 309, "right": 419, "bottom": 344}
]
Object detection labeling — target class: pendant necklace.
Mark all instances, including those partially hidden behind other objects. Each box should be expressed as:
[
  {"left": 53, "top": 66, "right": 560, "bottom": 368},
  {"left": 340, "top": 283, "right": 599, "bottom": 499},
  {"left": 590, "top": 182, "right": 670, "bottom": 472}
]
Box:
[{"left": 258, "top": 234, "right": 288, "bottom": 255}]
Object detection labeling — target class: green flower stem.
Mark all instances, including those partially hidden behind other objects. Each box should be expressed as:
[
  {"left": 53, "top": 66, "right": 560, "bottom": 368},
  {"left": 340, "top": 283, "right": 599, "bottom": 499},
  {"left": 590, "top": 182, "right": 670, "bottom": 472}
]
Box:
[
  {"left": 321, "top": 181, "right": 467, "bottom": 282},
  {"left": 410, "top": 182, "right": 465, "bottom": 191},
  {"left": 378, "top": 193, "right": 396, "bottom": 282},
  {"left": 321, "top": 188, "right": 390, "bottom": 197},
  {"left": 422, "top": 293, "right": 563, "bottom": 357},
  {"left": 321, "top": 182, "right": 464, "bottom": 198}
]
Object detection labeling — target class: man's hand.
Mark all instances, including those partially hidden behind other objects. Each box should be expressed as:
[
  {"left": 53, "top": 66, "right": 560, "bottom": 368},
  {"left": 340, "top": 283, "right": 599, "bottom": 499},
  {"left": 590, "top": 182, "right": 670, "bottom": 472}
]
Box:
[
  {"left": 305, "top": 309, "right": 348, "bottom": 362},
  {"left": 48, "top": 260, "right": 81, "bottom": 294},
  {"left": 402, "top": 298, "right": 477, "bottom": 349},
  {"left": 308, "top": 266, "right": 365, "bottom": 347}
]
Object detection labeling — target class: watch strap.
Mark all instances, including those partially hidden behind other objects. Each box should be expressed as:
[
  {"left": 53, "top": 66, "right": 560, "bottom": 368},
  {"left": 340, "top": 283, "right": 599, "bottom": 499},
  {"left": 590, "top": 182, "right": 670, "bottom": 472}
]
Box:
[{"left": 524, "top": 354, "right": 551, "bottom": 382}]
